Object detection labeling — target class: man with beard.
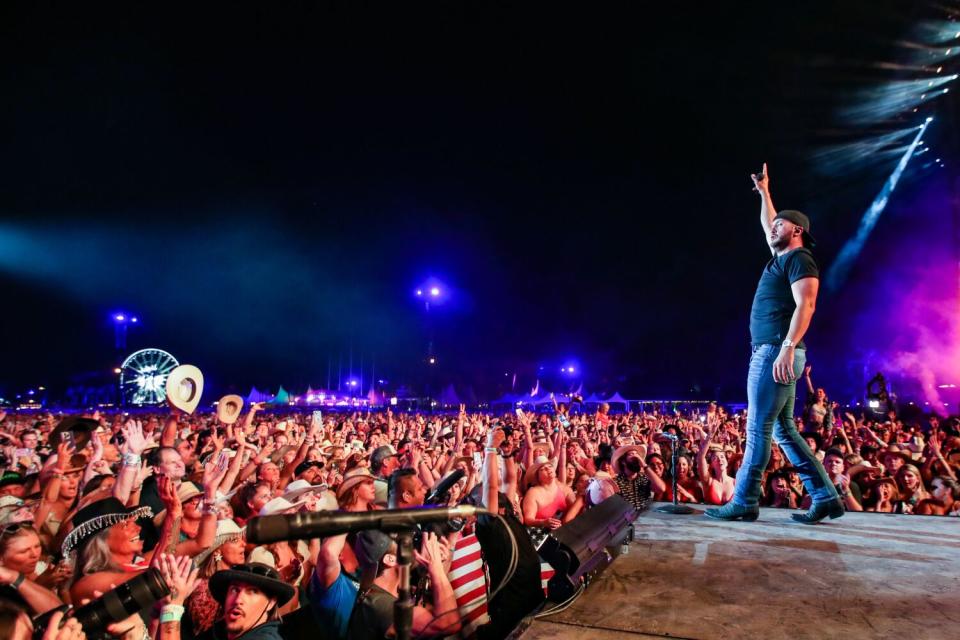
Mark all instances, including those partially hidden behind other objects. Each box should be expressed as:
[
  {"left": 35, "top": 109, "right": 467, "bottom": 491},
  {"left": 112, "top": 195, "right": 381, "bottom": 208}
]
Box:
[
  {"left": 593, "top": 445, "right": 666, "bottom": 510},
  {"left": 706, "top": 163, "right": 841, "bottom": 524},
  {"left": 159, "top": 558, "right": 295, "bottom": 640}
]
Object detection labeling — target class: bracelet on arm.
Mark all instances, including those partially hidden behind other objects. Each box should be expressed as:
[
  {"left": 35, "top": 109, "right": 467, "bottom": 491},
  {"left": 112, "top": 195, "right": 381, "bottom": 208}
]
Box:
[
  {"left": 122, "top": 453, "right": 142, "bottom": 467},
  {"left": 160, "top": 604, "right": 185, "bottom": 623}
]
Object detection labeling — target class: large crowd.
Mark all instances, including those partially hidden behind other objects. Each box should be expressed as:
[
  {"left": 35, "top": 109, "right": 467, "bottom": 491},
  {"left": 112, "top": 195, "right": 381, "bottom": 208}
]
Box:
[{"left": 0, "top": 369, "right": 958, "bottom": 640}]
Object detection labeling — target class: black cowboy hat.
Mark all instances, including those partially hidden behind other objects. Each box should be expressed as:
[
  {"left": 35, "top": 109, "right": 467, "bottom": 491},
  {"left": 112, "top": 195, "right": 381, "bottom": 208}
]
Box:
[
  {"left": 209, "top": 563, "right": 296, "bottom": 606},
  {"left": 62, "top": 497, "right": 153, "bottom": 556},
  {"left": 49, "top": 417, "right": 99, "bottom": 450}
]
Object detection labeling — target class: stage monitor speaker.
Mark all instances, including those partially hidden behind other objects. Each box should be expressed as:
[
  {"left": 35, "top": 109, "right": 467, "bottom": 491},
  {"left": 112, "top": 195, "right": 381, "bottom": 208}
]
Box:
[{"left": 537, "top": 495, "right": 638, "bottom": 601}]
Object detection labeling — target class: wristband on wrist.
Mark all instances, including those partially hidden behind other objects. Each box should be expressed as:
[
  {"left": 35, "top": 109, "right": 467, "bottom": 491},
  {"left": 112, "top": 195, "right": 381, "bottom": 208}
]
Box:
[
  {"left": 10, "top": 572, "right": 26, "bottom": 589},
  {"left": 484, "top": 447, "right": 498, "bottom": 453},
  {"left": 160, "top": 604, "right": 185, "bottom": 623},
  {"left": 122, "top": 453, "right": 142, "bottom": 467}
]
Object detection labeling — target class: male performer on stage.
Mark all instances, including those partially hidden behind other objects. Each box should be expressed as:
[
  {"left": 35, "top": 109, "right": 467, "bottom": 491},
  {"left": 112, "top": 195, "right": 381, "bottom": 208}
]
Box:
[{"left": 705, "top": 163, "right": 843, "bottom": 524}]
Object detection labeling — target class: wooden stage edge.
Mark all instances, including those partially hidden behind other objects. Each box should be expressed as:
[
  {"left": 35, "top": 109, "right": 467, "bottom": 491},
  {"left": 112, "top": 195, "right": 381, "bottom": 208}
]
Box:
[{"left": 516, "top": 503, "right": 960, "bottom": 640}]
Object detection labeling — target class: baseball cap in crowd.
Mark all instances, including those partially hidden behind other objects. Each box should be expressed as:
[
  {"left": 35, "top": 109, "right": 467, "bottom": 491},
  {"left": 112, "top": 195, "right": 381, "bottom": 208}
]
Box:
[
  {"left": 294, "top": 460, "right": 325, "bottom": 476},
  {"left": 354, "top": 529, "right": 395, "bottom": 576},
  {"left": 370, "top": 445, "right": 398, "bottom": 468},
  {"left": 0, "top": 471, "right": 26, "bottom": 489},
  {"left": 774, "top": 210, "right": 816, "bottom": 248}
]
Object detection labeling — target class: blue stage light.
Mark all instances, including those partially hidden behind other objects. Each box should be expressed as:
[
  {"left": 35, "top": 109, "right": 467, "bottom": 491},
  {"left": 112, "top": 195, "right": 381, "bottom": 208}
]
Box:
[{"left": 826, "top": 119, "right": 931, "bottom": 293}]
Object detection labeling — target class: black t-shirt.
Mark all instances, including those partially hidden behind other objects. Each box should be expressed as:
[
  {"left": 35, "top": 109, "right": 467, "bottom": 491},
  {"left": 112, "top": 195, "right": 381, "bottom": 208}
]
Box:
[
  {"left": 138, "top": 475, "right": 163, "bottom": 552},
  {"left": 474, "top": 511, "right": 545, "bottom": 638},
  {"left": 347, "top": 584, "right": 395, "bottom": 640},
  {"left": 749, "top": 247, "right": 819, "bottom": 347}
]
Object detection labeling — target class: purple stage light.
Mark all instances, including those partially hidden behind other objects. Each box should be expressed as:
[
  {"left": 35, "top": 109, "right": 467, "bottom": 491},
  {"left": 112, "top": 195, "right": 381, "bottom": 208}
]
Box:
[
  {"left": 115, "top": 314, "right": 125, "bottom": 322},
  {"left": 131, "top": 317, "right": 138, "bottom": 323},
  {"left": 416, "top": 289, "right": 423, "bottom": 296},
  {"left": 430, "top": 286, "right": 440, "bottom": 297}
]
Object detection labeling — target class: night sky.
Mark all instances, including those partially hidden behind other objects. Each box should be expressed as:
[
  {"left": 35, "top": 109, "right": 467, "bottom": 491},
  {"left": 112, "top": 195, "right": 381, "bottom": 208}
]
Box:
[{"left": 1, "top": 2, "right": 956, "bottom": 404}]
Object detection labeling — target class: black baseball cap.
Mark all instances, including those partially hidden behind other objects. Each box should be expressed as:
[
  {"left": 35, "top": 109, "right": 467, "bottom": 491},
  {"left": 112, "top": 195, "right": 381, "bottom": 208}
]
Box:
[{"left": 774, "top": 210, "right": 816, "bottom": 248}]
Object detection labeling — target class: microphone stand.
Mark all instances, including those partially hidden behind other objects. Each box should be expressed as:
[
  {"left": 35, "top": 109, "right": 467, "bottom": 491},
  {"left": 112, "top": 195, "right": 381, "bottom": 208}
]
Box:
[
  {"left": 395, "top": 529, "right": 415, "bottom": 640},
  {"left": 657, "top": 440, "right": 695, "bottom": 515}
]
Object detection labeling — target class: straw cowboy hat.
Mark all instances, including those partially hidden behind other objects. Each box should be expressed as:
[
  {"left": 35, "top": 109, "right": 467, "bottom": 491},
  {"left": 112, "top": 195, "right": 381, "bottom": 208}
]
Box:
[
  {"left": 194, "top": 518, "right": 245, "bottom": 565},
  {"left": 336, "top": 468, "right": 375, "bottom": 499},
  {"left": 611, "top": 444, "right": 648, "bottom": 473},
  {"left": 216, "top": 395, "right": 244, "bottom": 425},
  {"left": 523, "top": 456, "right": 558, "bottom": 490},
  {"left": 166, "top": 364, "right": 204, "bottom": 414}
]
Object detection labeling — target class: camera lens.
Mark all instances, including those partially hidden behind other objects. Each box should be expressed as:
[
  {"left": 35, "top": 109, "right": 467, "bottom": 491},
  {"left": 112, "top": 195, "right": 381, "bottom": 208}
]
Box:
[{"left": 34, "top": 568, "right": 169, "bottom": 639}]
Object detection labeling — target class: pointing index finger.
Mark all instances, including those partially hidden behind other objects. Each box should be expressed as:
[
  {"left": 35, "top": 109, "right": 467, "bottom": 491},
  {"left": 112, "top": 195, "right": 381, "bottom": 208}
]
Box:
[{"left": 762, "top": 162, "right": 768, "bottom": 175}]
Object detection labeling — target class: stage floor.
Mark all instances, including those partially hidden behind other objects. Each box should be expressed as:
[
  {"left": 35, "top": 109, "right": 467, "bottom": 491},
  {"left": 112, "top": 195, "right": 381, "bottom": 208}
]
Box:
[{"left": 519, "top": 504, "right": 959, "bottom": 640}]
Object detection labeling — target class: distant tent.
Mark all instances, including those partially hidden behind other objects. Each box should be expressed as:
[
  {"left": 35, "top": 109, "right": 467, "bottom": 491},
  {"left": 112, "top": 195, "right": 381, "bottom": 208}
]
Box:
[
  {"left": 584, "top": 393, "right": 603, "bottom": 403},
  {"left": 606, "top": 392, "right": 629, "bottom": 405},
  {"left": 439, "top": 384, "right": 461, "bottom": 406},
  {"left": 270, "top": 386, "right": 290, "bottom": 405},
  {"left": 463, "top": 386, "right": 478, "bottom": 405},
  {"left": 491, "top": 393, "right": 523, "bottom": 407},
  {"left": 246, "top": 387, "right": 274, "bottom": 404},
  {"left": 606, "top": 392, "right": 630, "bottom": 411}
]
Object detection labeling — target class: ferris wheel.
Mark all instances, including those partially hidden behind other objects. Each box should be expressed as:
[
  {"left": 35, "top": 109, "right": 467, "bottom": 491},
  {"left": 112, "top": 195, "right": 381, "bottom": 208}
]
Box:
[{"left": 119, "top": 348, "right": 180, "bottom": 406}]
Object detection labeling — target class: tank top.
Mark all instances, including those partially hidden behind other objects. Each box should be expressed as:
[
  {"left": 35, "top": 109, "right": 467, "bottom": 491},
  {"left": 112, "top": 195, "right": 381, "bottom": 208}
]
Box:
[{"left": 534, "top": 484, "right": 568, "bottom": 520}]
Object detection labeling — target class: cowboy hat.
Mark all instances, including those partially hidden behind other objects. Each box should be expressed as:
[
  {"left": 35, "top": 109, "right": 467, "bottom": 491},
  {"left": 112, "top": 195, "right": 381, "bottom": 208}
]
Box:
[
  {"left": 217, "top": 395, "right": 245, "bottom": 425},
  {"left": 611, "top": 445, "right": 648, "bottom": 472},
  {"left": 209, "top": 563, "right": 295, "bottom": 606},
  {"left": 194, "top": 519, "right": 245, "bottom": 565},
  {"left": 39, "top": 454, "right": 89, "bottom": 483},
  {"left": 523, "top": 456, "right": 557, "bottom": 489},
  {"left": 282, "top": 479, "right": 329, "bottom": 502},
  {"left": 880, "top": 448, "right": 913, "bottom": 466},
  {"left": 166, "top": 365, "right": 204, "bottom": 414},
  {"left": 336, "top": 468, "right": 375, "bottom": 499},
  {"left": 49, "top": 417, "right": 99, "bottom": 450},
  {"left": 62, "top": 497, "right": 153, "bottom": 557},
  {"left": 154, "top": 482, "right": 204, "bottom": 525},
  {"left": 258, "top": 496, "right": 308, "bottom": 516}
]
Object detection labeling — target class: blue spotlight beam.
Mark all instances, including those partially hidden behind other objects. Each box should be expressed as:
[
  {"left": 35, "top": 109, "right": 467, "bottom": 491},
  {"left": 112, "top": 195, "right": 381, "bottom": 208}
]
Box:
[{"left": 825, "top": 120, "right": 932, "bottom": 293}]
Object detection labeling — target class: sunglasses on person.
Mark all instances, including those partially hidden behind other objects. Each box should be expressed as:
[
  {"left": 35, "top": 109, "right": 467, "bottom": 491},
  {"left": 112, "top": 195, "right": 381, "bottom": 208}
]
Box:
[{"left": 0, "top": 522, "right": 36, "bottom": 539}]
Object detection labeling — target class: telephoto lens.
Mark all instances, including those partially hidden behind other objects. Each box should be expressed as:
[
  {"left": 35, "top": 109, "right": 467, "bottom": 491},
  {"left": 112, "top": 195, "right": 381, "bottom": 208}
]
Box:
[{"left": 33, "top": 568, "right": 169, "bottom": 639}]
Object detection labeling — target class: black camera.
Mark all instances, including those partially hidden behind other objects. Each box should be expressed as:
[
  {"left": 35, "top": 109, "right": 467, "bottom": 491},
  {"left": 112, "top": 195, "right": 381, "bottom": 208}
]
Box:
[{"left": 33, "top": 568, "right": 169, "bottom": 639}]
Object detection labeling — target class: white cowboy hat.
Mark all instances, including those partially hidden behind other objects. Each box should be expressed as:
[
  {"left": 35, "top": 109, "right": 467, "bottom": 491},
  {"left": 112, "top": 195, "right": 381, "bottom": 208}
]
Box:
[
  {"left": 611, "top": 445, "right": 648, "bottom": 472},
  {"left": 258, "top": 496, "right": 308, "bottom": 516},
  {"left": 217, "top": 395, "right": 245, "bottom": 425},
  {"left": 194, "top": 518, "right": 245, "bottom": 565},
  {"left": 282, "top": 479, "right": 329, "bottom": 502},
  {"left": 166, "top": 365, "right": 204, "bottom": 414}
]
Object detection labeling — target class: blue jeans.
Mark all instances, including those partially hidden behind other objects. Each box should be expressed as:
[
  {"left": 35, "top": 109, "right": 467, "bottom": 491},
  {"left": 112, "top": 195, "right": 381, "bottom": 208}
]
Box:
[{"left": 732, "top": 344, "right": 838, "bottom": 508}]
